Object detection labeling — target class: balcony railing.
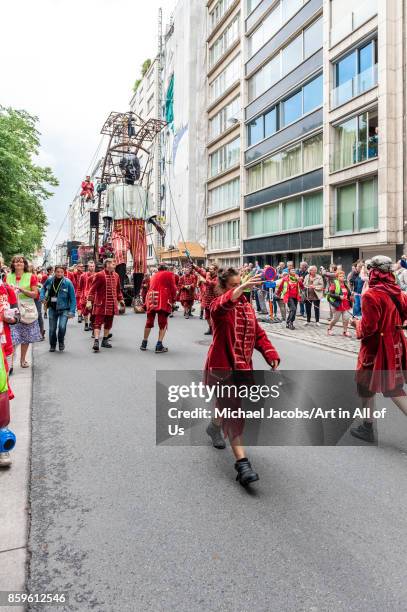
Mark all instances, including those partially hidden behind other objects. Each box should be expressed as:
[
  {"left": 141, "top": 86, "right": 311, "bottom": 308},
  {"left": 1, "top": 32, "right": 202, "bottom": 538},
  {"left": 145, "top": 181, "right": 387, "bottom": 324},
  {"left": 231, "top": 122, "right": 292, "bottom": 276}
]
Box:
[
  {"left": 332, "top": 64, "right": 378, "bottom": 108},
  {"left": 330, "top": 0, "right": 378, "bottom": 46}
]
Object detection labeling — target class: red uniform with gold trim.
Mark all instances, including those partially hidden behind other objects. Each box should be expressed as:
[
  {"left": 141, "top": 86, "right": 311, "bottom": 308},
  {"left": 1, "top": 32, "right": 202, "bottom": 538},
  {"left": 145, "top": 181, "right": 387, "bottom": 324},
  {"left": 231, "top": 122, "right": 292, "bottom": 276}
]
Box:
[
  {"left": 177, "top": 273, "right": 197, "bottom": 308},
  {"left": 78, "top": 271, "right": 96, "bottom": 314},
  {"left": 88, "top": 270, "right": 123, "bottom": 330}
]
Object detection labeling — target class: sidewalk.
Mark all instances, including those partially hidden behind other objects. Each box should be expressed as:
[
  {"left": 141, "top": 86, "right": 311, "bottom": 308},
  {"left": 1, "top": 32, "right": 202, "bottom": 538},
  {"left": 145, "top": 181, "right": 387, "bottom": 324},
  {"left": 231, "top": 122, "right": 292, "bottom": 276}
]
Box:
[
  {"left": 257, "top": 300, "right": 360, "bottom": 355},
  {"left": 0, "top": 351, "right": 32, "bottom": 612}
]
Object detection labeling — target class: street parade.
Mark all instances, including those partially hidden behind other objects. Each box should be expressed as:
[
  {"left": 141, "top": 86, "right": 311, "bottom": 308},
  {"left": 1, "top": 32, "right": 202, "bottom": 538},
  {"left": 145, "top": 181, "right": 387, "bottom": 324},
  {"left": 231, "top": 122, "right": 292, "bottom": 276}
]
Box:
[{"left": 1, "top": 0, "right": 407, "bottom": 610}]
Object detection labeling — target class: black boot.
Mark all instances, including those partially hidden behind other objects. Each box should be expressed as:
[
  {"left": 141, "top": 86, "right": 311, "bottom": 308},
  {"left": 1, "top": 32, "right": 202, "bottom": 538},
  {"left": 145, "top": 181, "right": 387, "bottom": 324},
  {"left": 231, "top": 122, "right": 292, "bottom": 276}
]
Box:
[
  {"left": 58, "top": 342, "right": 65, "bottom": 352},
  {"left": 199, "top": 311, "right": 203, "bottom": 320},
  {"left": 155, "top": 342, "right": 168, "bottom": 353},
  {"left": 350, "top": 422, "right": 375, "bottom": 443},
  {"left": 204, "top": 326, "right": 212, "bottom": 335},
  {"left": 84, "top": 322, "right": 90, "bottom": 332},
  {"left": 78, "top": 315, "right": 83, "bottom": 324},
  {"left": 101, "top": 338, "right": 112, "bottom": 348},
  {"left": 206, "top": 422, "right": 226, "bottom": 449},
  {"left": 235, "top": 458, "right": 259, "bottom": 486},
  {"left": 140, "top": 339, "right": 148, "bottom": 351},
  {"left": 93, "top": 339, "right": 99, "bottom": 352}
]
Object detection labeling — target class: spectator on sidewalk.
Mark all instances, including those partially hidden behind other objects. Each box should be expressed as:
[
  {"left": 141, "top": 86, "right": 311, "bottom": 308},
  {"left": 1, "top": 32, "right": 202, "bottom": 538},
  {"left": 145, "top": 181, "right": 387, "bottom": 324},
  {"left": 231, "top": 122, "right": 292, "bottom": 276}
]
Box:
[
  {"left": 327, "top": 271, "right": 353, "bottom": 337},
  {"left": 41, "top": 265, "right": 76, "bottom": 352},
  {"left": 303, "top": 266, "right": 324, "bottom": 326},
  {"left": 7, "top": 256, "right": 42, "bottom": 369},
  {"left": 276, "top": 264, "right": 303, "bottom": 330},
  {"left": 297, "top": 261, "right": 309, "bottom": 318},
  {"left": 348, "top": 261, "right": 367, "bottom": 318}
]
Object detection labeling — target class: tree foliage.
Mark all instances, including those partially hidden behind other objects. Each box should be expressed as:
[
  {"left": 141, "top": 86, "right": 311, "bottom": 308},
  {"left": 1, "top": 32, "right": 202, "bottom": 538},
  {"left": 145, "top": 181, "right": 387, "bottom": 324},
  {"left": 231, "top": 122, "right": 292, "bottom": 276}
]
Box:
[
  {"left": 0, "top": 107, "right": 58, "bottom": 261},
  {"left": 141, "top": 58, "right": 151, "bottom": 77}
]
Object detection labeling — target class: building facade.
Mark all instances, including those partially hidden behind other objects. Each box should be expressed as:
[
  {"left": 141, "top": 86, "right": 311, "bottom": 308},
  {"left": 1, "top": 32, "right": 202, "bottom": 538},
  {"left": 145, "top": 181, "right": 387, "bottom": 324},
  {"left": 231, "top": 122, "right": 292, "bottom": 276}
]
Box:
[
  {"left": 206, "top": 0, "right": 243, "bottom": 269},
  {"left": 240, "top": 0, "right": 406, "bottom": 271}
]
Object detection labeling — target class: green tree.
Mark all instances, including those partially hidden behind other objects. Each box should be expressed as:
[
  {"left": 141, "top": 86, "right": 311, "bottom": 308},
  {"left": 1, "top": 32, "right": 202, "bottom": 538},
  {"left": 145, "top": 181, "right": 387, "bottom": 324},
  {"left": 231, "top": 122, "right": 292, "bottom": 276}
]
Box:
[
  {"left": 0, "top": 107, "right": 58, "bottom": 261},
  {"left": 141, "top": 58, "right": 151, "bottom": 77}
]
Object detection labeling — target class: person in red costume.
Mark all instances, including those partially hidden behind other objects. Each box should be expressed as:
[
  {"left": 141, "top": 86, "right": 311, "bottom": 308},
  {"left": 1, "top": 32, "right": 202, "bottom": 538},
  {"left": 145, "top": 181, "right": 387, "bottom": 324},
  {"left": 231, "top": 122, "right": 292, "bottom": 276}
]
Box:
[
  {"left": 204, "top": 267, "right": 280, "bottom": 486},
  {"left": 73, "top": 263, "right": 84, "bottom": 323},
  {"left": 193, "top": 263, "right": 218, "bottom": 335},
  {"left": 140, "top": 273, "right": 150, "bottom": 310},
  {"left": 80, "top": 176, "right": 94, "bottom": 201},
  {"left": 177, "top": 264, "right": 197, "bottom": 319},
  {"left": 78, "top": 260, "right": 96, "bottom": 332},
  {"left": 349, "top": 255, "right": 407, "bottom": 443},
  {"left": 140, "top": 264, "right": 177, "bottom": 353},
  {"left": 86, "top": 259, "right": 124, "bottom": 353}
]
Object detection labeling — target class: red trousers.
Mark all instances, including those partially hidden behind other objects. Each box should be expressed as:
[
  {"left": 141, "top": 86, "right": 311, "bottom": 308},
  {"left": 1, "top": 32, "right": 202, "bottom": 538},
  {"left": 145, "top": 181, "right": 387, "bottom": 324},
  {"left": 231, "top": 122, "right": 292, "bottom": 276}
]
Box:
[
  {"left": 93, "top": 314, "right": 114, "bottom": 330},
  {"left": 146, "top": 310, "right": 169, "bottom": 330}
]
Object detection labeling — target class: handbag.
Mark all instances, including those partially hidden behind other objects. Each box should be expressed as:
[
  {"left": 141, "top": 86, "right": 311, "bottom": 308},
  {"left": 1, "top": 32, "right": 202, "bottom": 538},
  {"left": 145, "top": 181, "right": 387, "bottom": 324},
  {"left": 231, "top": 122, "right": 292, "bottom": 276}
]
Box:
[{"left": 18, "top": 295, "right": 38, "bottom": 325}]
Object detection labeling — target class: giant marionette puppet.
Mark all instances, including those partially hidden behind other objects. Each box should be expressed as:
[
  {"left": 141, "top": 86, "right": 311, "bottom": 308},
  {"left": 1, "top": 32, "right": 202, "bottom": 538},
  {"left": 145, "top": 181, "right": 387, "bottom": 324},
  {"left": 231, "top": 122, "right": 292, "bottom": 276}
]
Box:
[{"left": 95, "top": 112, "right": 166, "bottom": 303}]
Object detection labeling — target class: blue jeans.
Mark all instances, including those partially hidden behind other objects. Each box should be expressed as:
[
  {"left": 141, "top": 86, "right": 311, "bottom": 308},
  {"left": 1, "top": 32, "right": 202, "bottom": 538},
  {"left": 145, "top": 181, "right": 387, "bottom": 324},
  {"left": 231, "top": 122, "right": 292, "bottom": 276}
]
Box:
[
  {"left": 48, "top": 309, "right": 69, "bottom": 347},
  {"left": 353, "top": 293, "right": 362, "bottom": 317}
]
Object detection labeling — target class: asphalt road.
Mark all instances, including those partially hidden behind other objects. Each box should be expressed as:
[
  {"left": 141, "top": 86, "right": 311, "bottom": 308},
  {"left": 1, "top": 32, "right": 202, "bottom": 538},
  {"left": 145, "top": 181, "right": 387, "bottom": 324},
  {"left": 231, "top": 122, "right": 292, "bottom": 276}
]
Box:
[{"left": 27, "top": 310, "right": 407, "bottom": 611}]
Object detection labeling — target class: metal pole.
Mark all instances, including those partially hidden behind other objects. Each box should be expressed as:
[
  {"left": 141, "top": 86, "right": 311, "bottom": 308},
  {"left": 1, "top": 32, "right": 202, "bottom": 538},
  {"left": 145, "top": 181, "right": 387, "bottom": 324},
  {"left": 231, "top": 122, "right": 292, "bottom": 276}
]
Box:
[{"left": 154, "top": 7, "right": 163, "bottom": 264}]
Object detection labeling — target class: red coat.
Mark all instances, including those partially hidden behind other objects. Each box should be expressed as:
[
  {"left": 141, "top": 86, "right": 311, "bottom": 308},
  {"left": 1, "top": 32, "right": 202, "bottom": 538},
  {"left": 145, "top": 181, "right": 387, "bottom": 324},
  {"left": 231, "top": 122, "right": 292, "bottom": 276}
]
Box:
[
  {"left": 141, "top": 276, "right": 150, "bottom": 305},
  {"left": 356, "top": 288, "right": 407, "bottom": 393},
  {"left": 205, "top": 289, "right": 280, "bottom": 372},
  {"left": 146, "top": 271, "right": 177, "bottom": 314},
  {"left": 88, "top": 270, "right": 123, "bottom": 316},
  {"left": 276, "top": 274, "right": 303, "bottom": 303},
  {"left": 195, "top": 267, "right": 218, "bottom": 308},
  {"left": 78, "top": 271, "right": 95, "bottom": 308},
  {"left": 178, "top": 273, "right": 197, "bottom": 303}
]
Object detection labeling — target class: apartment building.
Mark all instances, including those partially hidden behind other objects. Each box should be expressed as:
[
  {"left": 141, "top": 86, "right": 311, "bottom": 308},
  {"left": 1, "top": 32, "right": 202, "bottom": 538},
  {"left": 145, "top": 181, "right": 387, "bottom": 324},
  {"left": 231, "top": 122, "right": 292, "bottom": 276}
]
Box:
[
  {"left": 241, "top": 0, "right": 407, "bottom": 271},
  {"left": 206, "top": 0, "right": 243, "bottom": 268},
  {"left": 130, "top": 59, "right": 160, "bottom": 264}
]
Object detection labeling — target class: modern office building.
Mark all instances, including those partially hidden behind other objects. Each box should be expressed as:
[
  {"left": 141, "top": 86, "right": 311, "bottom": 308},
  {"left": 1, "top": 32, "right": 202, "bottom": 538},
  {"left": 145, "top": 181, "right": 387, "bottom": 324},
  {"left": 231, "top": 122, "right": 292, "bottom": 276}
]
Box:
[
  {"left": 206, "top": 0, "right": 243, "bottom": 268},
  {"left": 241, "top": 0, "right": 406, "bottom": 270}
]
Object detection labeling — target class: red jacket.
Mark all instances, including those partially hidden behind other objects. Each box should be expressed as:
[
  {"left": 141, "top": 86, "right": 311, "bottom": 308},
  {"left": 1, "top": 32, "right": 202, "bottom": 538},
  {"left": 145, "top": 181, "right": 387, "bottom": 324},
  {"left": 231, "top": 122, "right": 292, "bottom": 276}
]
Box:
[
  {"left": 146, "top": 271, "right": 177, "bottom": 314},
  {"left": 356, "top": 288, "right": 407, "bottom": 393},
  {"left": 177, "top": 273, "right": 197, "bottom": 302},
  {"left": 88, "top": 270, "right": 123, "bottom": 316},
  {"left": 78, "top": 271, "right": 95, "bottom": 306},
  {"left": 205, "top": 289, "right": 280, "bottom": 372},
  {"left": 276, "top": 274, "right": 303, "bottom": 303},
  {"left": 195, "top": 266, "right": 218, "bottom": 308}
]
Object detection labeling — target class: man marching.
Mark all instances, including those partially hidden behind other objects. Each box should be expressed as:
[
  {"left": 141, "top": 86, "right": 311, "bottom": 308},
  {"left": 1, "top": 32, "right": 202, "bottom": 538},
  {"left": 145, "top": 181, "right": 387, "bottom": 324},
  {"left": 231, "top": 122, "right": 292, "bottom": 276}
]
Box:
[
  {"left": 140, "top": 264, "right": 177, "bottom": 353},
  {"left": 86, "top": 259, "right": 124, "bottom": 353},
  {"left": 78, "top": 260, "right": 96, "bottom": 332}
]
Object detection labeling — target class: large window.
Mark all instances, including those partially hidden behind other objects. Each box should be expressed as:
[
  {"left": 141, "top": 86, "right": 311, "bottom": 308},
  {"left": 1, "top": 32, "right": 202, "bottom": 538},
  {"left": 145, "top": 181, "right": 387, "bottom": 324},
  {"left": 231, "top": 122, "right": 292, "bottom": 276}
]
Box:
[
  {"left": 210, "top": 54, "right": 240, "bottom": 102},
  {"left": 331, "top": 0, "right": 378, "bottom": 45},
  {"left": 208, "top": 219, "right": 240, "bottom": 250},
  {"left": 333, "top": 108, "right": 378, "bottom": 171},
  {"left": 208, "top": 178, "right": 240, "bottom": 214},
  {"left": 248, "top": 16, "right": 322, "bottom": 101},
  {"left": 209, "top": 96, "right": 240, "bottom": 139},
  {"left": 248, "top": 74, "right": 323, "bottom": 147},
  {"left": 247, "top": 191, "right": 323, "bottom": 237},
  {"left": 336, "top": 176, "right": 378, "bottom": 233},
  {"left": 248, "top": 0, "right": 311, "bottom": 56},
  {"left": 332, "top": 40, "right": 378, "bottom": 107},
  {"left": 210, "top": 0, "right": 235, "bottom": 32},
  {"left": 209, "top": 14, "right": 240, "bottom": 68},
  {"left": 210, "top": 137, "right": 240, "bottom": 177},
  {"left": 247, "top": 132, "right": 323, "bottom": 192}
]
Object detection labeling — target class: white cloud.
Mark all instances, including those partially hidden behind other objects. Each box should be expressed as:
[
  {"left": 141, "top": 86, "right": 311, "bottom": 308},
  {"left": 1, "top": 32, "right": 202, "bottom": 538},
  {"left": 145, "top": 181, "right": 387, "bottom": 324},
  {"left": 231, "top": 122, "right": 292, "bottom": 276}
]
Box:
[{"left": 0, "top": 0, "right": 176, "bottom": 248}]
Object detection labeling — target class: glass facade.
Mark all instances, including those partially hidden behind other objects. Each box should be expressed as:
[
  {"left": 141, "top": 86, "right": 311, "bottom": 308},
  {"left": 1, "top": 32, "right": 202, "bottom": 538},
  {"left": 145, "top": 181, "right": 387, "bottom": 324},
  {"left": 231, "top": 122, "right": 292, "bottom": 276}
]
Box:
[
  {"left": 248, "top": 73, "right": 323, "bottom": 147},
  {"left": 332, "top": 40, "right": 378, "bottom": 107},
  {"left": 247, "top": 132, "right": 323, "bottom": 192},
  {"left": 336, "top": 176, "right": 378, "bottom": 233},
  {"left": 209, "top": 96, "right": 240, "bottom": 139},
  {"left": 247, "top": 191, "right": 323, "bottom": 237},
  {"left": 248, "top": 16, "right": 323, "bottom": 102},
  {"left": 209, "top": 0, "right": 235, "bottom": 32},
  {"left": 248, "top": 0, "right": 311, "bottom": 57},
  {"left": 210, "top": 137, "right": 240, "bottom": 177},
  {"left": 208, "top": 219, "right": 240, "bottom": 250},
  {"left": 208, "top": 178, "right": 240, "bottom": 215},
  {"left": 209, "top": 14, "right": 240, "bottom": 68},
  {"left": 333, "top": 108, "right": 378, "bottom": 171},
  {"left": 209, "top": 54, "right": 240, "bottom": 102}
]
